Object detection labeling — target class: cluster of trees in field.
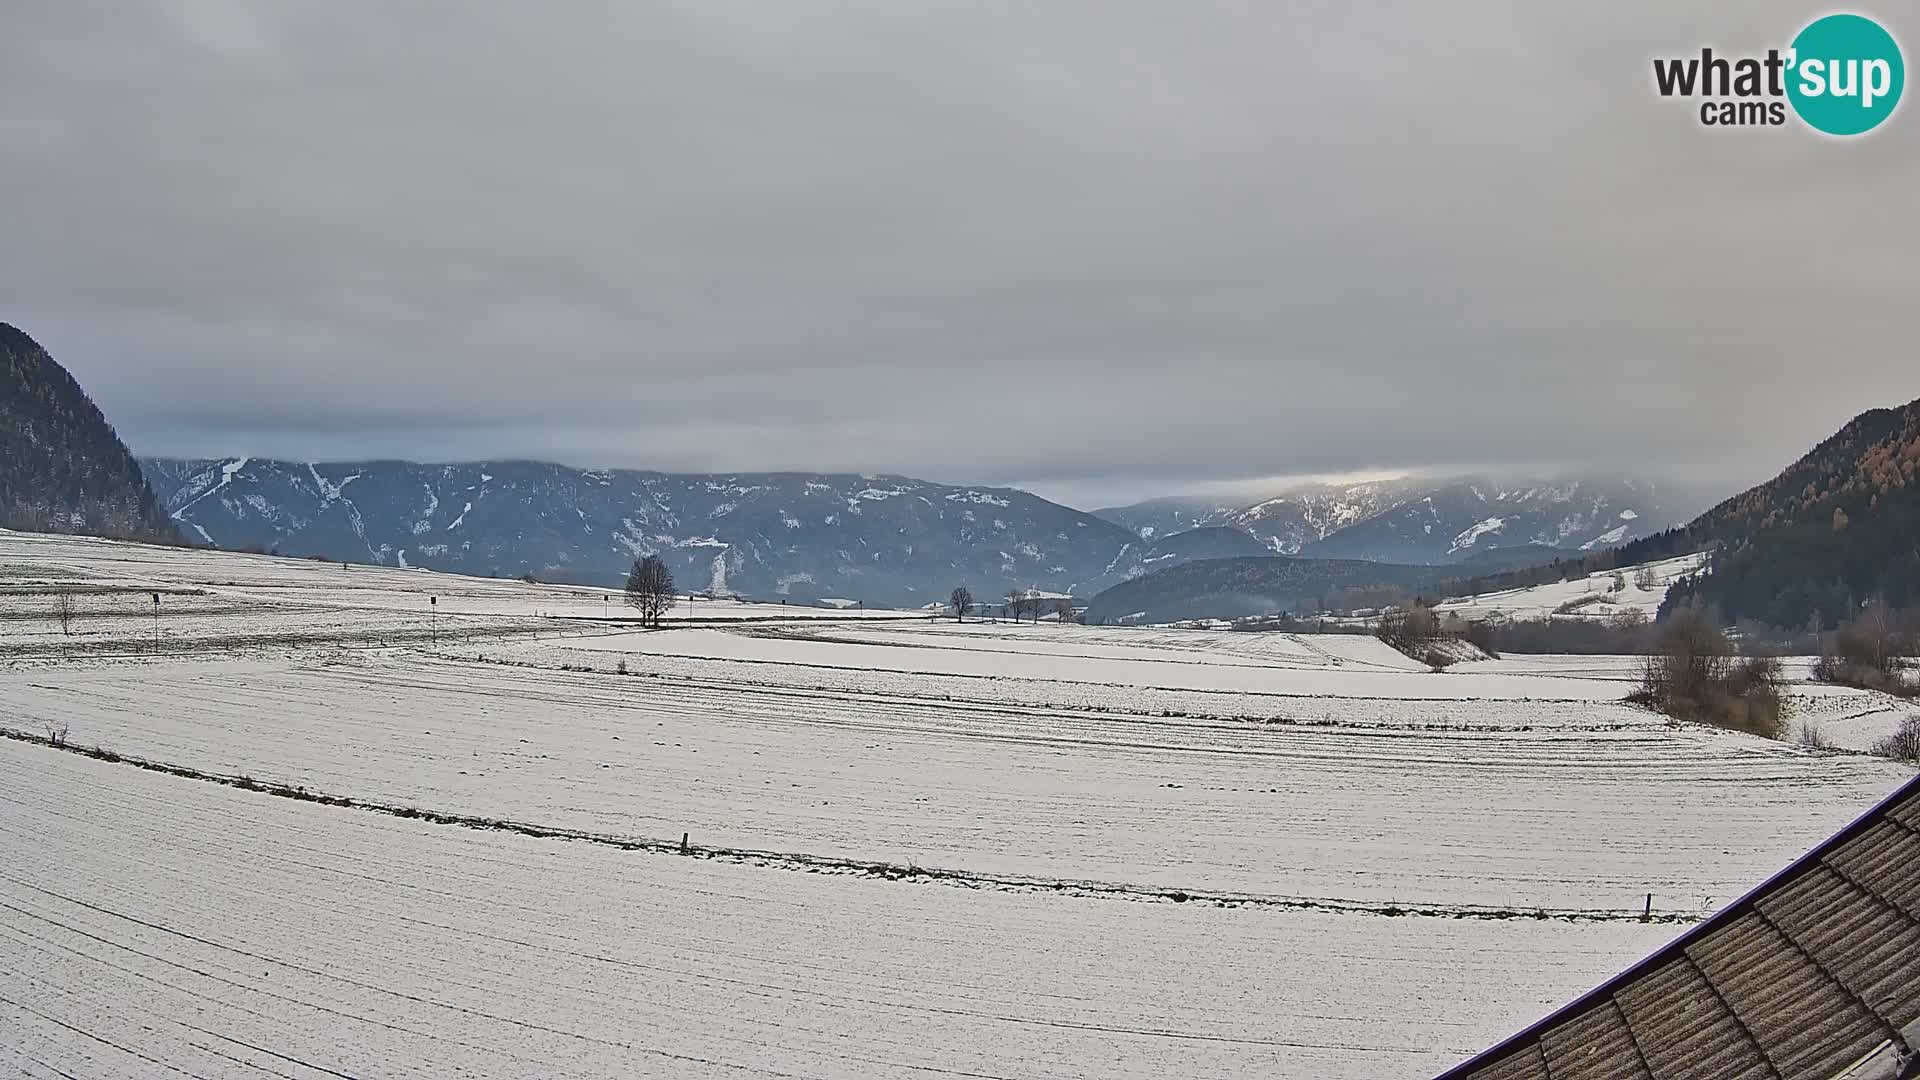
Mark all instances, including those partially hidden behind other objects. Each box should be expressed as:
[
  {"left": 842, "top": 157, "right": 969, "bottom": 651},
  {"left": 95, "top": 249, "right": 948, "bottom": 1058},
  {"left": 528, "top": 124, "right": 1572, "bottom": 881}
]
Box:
[
  {"left": 947, "top": 585, "right": 1075, "bottom": 623},
  {"left": 1375, "top": 599, "right": 1445, "bottom": 658},
  {"left": 1810, "top": 597, "right": 1919, "bottom": 698},
  {"left": 1372, "top": 599, "right": 1499, "bottom": 668},
  {"left": 1362, "top": 593, "right": 1665, "bottom": 667},
  {"left": 1460, "top": 610, "right": 1653, "bottom": 655},
  {"left": 1628, "top": 602, "right": 1788, "bottom": 740},
  {"left": 1546, "top": 593, "right": 1916, "bottom": 747}
]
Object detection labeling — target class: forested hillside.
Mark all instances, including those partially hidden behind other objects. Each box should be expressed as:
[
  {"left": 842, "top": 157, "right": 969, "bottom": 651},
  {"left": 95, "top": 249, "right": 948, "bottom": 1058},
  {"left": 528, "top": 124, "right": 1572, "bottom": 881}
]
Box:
[
  {"left": 0, "top": 323, "right": 175, "bottom": 540},
  {"left": 1663, "top": 398, "right": 1920, "bottom": 628},
  {"left": 1432, "top": 397, "right": 1920, "bottom": 630}
]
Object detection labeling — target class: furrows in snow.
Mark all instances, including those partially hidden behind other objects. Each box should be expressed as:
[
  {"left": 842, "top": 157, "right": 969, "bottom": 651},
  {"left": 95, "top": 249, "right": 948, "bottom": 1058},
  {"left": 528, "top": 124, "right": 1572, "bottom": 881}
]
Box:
[{"left": 0, "top": 727, "right": 1702, "bottom": 926}]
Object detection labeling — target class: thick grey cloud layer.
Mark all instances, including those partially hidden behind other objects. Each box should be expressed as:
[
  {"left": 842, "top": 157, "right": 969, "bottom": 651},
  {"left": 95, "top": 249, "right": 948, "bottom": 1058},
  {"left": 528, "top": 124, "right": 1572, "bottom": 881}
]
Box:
[{"left": 4, "top": 1, "right": 1917, "bottom": 507}]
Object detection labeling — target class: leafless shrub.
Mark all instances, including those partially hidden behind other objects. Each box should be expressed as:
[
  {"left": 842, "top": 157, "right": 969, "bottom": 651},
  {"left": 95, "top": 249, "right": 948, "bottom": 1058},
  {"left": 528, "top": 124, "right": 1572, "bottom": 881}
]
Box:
[
  {"left": 1813, "top": 599, "right": 1917, "bottom": 698},
  {"left": 1611, "top": 608, "right": 1650, "bottom": 631},
  {"left": 1796, "top": 721, "right": 1834, "bottom": 751},
  {"left": 55, "top": 591, "right": 75, "bottom": 635},
  {"left": 1554, "top": 594, "right": 1612, "bottom": 615},
  {"left": 45, "top": 724, "right": 68, "bottom": 748},
  {"left": 1811, "top": 655, "right": 1917, "bottom": 697},
  {"left": 1631, "top": 604, "right": 1787, "bottom": 740},
  {"left": 1870, "top": 716, "right": 1920, "bottom": 762}
]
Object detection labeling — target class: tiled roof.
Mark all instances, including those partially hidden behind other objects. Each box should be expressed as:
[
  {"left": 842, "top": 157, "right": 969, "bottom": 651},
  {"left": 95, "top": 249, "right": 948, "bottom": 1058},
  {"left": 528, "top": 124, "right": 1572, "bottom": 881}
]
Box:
[{"left": 1437, "top": 773, "right": 1920, "bottom": 1080}]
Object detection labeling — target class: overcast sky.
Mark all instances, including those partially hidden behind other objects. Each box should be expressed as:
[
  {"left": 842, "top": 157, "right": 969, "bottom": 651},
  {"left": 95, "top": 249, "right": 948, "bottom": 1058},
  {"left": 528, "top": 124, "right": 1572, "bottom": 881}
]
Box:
[{"left": 5, "top": 1, "right": 1917, "bottom": 508}]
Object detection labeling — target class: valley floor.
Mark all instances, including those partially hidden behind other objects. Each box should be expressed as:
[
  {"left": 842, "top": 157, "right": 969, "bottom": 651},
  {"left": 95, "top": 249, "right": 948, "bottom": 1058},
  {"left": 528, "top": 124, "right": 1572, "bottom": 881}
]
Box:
[{"left": 0, "top": 529, "right": 1913, "bottom": 1077}]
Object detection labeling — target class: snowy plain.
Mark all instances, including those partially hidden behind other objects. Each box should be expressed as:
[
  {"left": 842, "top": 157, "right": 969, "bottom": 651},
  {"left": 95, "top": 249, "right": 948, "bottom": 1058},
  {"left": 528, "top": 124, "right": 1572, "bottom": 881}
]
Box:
[
  {"left": 541, "top": 623, "right": 1632, "bottom": 701},
  {"left": 0, "top": 529, "right": 923, "bottom": 630},
  {"left": 1, "top": 530, "right": 1914, "bottom": 1078},
  {"left": 9, "top": 651, "right": 1905, "bottom": 912},
  {"left": 0, "top": 740, "right": 1681, "bottom": 1080}
]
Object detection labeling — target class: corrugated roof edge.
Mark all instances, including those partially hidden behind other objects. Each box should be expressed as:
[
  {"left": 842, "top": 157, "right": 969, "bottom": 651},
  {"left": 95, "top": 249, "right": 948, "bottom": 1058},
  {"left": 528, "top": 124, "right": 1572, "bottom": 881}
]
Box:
[{"left": 1432, "top": 768, "right": 1920, "bottom": 1080}]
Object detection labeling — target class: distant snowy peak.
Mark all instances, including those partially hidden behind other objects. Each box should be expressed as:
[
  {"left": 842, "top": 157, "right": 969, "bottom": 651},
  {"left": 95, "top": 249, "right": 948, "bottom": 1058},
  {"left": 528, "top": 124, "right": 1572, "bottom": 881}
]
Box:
[
  {"left": 1300, "top": 476, "right": 1688, "bottom": 564},
  {"left": 1096, "top": 475, "right": 1695, "bottom": 566},
  {"left": 1227, "top": 479, "right": 1421, "bottom": 554}
]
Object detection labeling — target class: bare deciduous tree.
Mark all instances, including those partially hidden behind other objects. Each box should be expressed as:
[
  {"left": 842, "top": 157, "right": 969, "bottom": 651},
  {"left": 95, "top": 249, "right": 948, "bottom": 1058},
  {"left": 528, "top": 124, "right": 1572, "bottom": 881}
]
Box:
[
  {"left": 55, "top": 591, "right": 74, "bottom": 636},
  {"left": 1610, "top": 608, "right": 1650, "bottom": 632},
  {"left": 949, "top": 586, "right": 973, "bottom": 622},
  {"left": 1871, "top": 715, "right": 1920, "bottom": 761},
  {"left": 1378, "top": 599, "right": 1440, "bottom": 655},
  {"left": 625, "top": 555, "right": 676, "bottom": 628},
  {"left": 1852, "top": 597, "right": 1904, "bottom": 674},
  {"left": 1000, "top": 587, "right": 1053, "bottom": 623},
  {"left": 1053, "top": 598, "right": 1075, "bottom": 625},
  {"left": 1813, "top": 596, "right": 1916, "bottom": 696}
]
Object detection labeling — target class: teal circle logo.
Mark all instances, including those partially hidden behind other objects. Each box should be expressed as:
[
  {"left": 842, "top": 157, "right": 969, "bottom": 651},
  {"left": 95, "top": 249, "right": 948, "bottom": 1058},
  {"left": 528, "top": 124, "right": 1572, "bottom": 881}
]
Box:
[{"left": 1787, "top": 14, "right": 1904, "bottom": 135}]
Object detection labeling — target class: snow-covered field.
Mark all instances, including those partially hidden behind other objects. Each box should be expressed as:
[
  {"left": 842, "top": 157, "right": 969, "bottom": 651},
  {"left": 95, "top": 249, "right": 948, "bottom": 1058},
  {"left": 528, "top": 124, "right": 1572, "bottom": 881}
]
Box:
[
  {"left": 1, "top": 533, "right": 1914, "bottom": 1078},
  {"left": 1464, "top": 653, "right": 1915, "bottom": 753},
  {"left": 0, "top": 739, "right": 1678, "bottom": 1080},
  {"left": 10, "top": 651, "right": 1903, "bottom": 912},
  {"left": 544, "top": 623, "right": 1629, "bottom": 701},
  {"left": 1789, "top": 680, "right": 1917, "bottom": 752},
  {"left": 1435, "top": 553, "right": 1707, "bottom": 622},
  {"left": 0, "top": 529, "right": 923, "bottom": 634}
]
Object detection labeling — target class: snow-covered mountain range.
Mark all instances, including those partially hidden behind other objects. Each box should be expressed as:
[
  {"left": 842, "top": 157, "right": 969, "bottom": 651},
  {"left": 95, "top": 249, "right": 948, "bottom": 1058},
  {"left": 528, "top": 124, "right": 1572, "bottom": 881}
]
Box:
[
  {"left": 1096, "top": 476, "right": 1701, "bottom": 563},
  {"left": 139, "top": 458, "right": 1142, "bottom": 606},
  {"left": 138, "top": 458, "right": 1703, "bottom": 607}
]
